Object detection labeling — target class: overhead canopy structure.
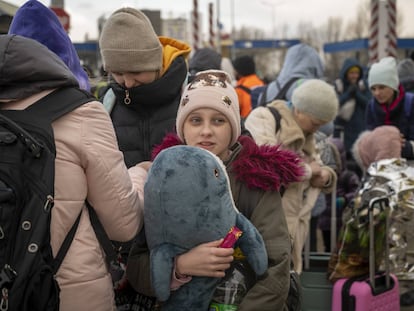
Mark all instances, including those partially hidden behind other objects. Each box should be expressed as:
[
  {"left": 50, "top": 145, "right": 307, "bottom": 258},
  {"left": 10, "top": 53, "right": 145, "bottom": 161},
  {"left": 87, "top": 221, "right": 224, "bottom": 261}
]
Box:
[
  {"left": 233, "top": 39, "right": 301, "bottom": 50},
  {"left": 323, "top": 38, "right": 414, "bottom": 54}
]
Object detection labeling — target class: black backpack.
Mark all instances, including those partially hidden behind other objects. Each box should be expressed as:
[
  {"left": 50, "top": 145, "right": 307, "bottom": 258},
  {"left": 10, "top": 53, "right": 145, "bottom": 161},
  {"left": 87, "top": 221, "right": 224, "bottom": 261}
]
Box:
[{"left": 0, "top": 87, "right": 94, "bottom": 311}]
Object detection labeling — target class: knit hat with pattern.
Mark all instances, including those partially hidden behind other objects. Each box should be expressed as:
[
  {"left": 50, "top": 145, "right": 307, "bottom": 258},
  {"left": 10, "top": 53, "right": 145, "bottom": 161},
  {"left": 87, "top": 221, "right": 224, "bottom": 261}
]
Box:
[
  {"left": 99, "top": 8, "right": 162, "bottom": 73},
  {"left": 368, "top": 57, "right": 399, "bottom": 92},
  {"left": 176, "top": 70, "right": 241, "bottom": 146},
  {"left": 291, "top": 79, "right": 339, "bottom": 122}
]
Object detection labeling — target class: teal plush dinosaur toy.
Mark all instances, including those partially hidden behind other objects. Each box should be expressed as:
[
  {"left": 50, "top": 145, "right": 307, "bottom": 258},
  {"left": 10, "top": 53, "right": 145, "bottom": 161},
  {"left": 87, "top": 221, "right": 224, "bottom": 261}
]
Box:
[{"left": 144, "top": 145, "right": 268, "bottom": 310}]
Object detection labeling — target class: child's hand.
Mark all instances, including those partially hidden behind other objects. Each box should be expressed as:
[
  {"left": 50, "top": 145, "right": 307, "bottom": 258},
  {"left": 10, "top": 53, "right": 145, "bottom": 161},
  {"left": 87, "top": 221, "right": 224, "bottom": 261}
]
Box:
[
  {"left": 310, "top": 168, "right": 331, "bottom": 188},
  {"left": 309, "top": 160, "right": 322, "bottom": 177},
  {"left": 137, "top": 160, "right": 152, "bottom": 171},
  {"left": 175, "top": 239, "right": 234, "bottom": 278}
]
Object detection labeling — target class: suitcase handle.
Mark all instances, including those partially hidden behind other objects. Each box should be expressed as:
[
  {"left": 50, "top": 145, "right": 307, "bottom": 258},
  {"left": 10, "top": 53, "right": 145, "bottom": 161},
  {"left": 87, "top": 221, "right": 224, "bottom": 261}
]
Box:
[{"left": 368, "top": 196, "right": 390, "bottom": 291}]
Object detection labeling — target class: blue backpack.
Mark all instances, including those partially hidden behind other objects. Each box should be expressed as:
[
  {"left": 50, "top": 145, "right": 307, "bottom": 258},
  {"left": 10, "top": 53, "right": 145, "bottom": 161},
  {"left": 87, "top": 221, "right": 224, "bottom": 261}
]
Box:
[{"left": 235, "top": 85, "right": 267, "bottom": 109}]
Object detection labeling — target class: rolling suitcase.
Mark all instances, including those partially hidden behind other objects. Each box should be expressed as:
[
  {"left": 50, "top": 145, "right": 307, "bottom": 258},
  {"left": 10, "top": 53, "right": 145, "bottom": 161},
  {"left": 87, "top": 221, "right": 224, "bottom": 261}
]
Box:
[{"left": 331, "top": 196, "right": 400, "bottom": 311}]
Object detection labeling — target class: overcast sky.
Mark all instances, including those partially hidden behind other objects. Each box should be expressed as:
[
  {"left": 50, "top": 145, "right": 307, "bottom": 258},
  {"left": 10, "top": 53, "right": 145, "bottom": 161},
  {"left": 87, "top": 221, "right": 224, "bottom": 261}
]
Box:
[{"left": 6, "top": 0, "right": 414, "bottom": 42}]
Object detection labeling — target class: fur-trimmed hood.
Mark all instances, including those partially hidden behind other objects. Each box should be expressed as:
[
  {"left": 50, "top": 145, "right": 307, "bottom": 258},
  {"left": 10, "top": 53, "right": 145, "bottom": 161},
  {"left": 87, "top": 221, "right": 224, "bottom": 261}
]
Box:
[{"left": 152, "top": 133, "right": 304, "bottom": 191}]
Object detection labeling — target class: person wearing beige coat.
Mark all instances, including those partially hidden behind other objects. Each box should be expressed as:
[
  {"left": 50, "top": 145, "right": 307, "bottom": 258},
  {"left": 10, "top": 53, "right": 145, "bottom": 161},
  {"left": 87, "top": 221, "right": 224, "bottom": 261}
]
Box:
[
  {"left": 245, "top": 79, "right": 339, "bottom": 273},
  {"left": 0, "top": 35, "right": 145, "bottom": 311}
]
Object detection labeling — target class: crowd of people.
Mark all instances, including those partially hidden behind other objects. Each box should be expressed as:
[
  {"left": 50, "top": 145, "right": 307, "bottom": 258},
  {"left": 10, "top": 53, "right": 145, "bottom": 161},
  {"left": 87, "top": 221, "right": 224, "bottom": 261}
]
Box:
[{"left": 2, "top": 0, "right": 414, "bottom": 310}]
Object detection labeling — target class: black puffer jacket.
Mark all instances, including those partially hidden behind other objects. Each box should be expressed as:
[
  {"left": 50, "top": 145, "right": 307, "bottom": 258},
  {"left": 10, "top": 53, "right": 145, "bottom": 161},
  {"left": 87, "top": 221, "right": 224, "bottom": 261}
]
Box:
[{"left": 107, "top": 56, "right": 187, "bottom": 167}]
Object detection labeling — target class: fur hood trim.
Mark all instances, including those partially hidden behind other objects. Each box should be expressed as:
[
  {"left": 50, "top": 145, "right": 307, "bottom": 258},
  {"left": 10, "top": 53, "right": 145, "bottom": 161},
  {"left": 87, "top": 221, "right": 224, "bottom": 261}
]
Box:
[{"left": 152, "top": 134, "right": 304, "bottom": 191}]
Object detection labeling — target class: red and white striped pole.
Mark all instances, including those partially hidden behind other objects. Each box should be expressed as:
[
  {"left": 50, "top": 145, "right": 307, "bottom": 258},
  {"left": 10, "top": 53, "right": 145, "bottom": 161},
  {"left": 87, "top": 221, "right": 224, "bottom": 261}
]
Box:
[
  {"left": 369, "top": 0, "right": 397, "bottom": 65},
  {"left": 192, "top": 0, "right": 199, "bottom": 51},
  {"left": 209, "top": 2, "right": 215, "bottom": 49},
  {"left": 386, "top": 0, "right": 397, "bottom": 58},
  {"left": 369, "top": 0, "right": 379, "bottom": 64}
]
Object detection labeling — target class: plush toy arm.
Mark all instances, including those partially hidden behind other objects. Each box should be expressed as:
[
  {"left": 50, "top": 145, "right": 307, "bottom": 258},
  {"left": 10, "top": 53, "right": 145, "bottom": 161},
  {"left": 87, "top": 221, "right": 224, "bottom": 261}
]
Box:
[
  {"left": 150, "top": 244, "right": 187, "bottom": 301},
  {"left": 235, "top": 213, "right": 268, "bottom": 276}
]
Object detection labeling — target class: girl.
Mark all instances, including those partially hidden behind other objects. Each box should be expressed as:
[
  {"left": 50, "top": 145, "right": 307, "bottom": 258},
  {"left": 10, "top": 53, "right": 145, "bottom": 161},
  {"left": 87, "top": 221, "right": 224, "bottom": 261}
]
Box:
[{"left": 127, "top": 70, "right": 304, "bottom": 310}]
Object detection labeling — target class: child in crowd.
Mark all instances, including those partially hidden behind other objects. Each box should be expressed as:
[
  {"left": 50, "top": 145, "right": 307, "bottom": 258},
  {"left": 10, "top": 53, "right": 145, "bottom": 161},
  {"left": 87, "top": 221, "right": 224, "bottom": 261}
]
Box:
[
  {"left": 127, "top": 70, "right": 304, "bottom": 310},
  {"left": 245, "top": 79, "right": 339, "bottom": 273},
  {"left": 352, "top": 125, "right": 404, "bottom": 175},
  {"left": 366, "top": 56, "right": 414, "bottom": 160}
]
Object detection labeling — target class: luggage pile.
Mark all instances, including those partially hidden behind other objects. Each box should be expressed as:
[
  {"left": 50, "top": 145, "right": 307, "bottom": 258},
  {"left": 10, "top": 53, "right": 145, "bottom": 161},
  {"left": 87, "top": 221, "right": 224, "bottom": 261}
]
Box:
[{"left": 329, "top": 158, "right": 414, "bottom": 310}]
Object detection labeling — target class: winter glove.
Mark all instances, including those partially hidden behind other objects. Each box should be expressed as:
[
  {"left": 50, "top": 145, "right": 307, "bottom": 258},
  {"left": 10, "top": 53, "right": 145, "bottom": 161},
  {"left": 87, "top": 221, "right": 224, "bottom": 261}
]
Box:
[{"left": 347, "top": 84, "right": 357, "bottom": 97}]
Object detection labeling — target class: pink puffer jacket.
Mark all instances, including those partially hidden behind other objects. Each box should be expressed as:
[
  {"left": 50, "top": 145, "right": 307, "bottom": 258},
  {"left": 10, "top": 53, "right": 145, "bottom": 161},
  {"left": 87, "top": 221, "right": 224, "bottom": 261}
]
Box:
[{"left": 2, "top": 90, "right": 145, "bottom": 311}]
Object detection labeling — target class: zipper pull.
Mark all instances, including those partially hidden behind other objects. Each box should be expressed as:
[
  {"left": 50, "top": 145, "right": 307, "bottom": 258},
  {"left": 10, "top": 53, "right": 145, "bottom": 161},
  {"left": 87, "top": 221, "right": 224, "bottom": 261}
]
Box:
[{"left": 124, "top": 89, "right": 131, "bottom": 105}]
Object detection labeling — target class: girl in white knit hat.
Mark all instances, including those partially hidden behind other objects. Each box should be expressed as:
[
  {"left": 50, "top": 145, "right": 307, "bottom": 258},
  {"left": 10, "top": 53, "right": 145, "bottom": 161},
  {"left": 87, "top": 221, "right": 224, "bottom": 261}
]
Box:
[
  {"left": 366, "top": 56, "right": 414, "bottom": 161},
  {"left": 128, "top": 70, "right": 304, "bottom": 310}
]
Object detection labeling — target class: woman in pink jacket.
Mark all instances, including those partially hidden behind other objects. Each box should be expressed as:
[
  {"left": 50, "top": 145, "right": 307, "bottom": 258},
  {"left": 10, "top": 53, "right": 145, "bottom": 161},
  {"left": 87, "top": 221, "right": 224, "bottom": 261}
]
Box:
[{"left": 0, "top": 35, "right": 145, "bottom": 311}]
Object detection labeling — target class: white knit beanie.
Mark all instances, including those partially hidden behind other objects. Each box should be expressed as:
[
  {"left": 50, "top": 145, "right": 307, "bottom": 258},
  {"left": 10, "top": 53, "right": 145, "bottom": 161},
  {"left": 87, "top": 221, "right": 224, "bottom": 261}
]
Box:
[
  {"left": 176, "top": 70, "right": 241, "bottom": 146},
  {"left": 368, "top": 57, "right": 399, "bottom": 92},
  {"left": 291, "top": 79, "right": 339, "bottom": 122},
  {"left": 99, "top": 8, "right": 163, "bottom": 73}
]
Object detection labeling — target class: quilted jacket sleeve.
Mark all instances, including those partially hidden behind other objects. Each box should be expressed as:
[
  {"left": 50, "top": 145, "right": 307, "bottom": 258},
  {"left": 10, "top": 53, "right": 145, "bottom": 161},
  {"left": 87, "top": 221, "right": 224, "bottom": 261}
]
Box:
[{"left": 79, "top": 101, "right": 143, "bottom": 241}]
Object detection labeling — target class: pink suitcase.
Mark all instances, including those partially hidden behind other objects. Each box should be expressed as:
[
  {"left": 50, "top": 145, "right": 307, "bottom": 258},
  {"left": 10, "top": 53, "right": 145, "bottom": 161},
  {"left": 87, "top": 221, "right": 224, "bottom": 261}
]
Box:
[{"left": 331, "top": 196, "right": 400, "bottom": 311}]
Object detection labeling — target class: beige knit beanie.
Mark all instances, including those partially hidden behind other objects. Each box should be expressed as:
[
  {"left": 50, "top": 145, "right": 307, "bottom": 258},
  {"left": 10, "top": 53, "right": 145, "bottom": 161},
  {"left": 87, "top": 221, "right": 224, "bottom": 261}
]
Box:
[
  {"left": 99, "top": 8, "right": 163, "bottom": 73},
  {"left": 176, "top": 70, "right": 241, "bottom": 146},
  {"left": 291, "top": 79, "right": 339, "bottom": 122}
]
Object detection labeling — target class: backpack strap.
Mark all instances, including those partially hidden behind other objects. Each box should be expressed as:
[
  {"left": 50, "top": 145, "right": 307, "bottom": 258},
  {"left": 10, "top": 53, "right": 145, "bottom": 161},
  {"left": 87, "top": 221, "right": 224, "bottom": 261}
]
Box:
[
  {"left": 236, "top": 84, "right": 252, "bottom": 95},
  {"left": 267, "top": 106, "right": 282, "bottom": 133},
  {"left": 86, "top": 201, "right": 118, "bottom": 265},
  {"left": 258, "top": 85, "right": 269, "bottom": 107},
  {"left": 274, "top": 77, "right": 301, "bottom": 101},
  {"left": 266, "top": 106, "right": 286, "bottom": 195},
  {"left": 259, "top": 77, "right": 300, "bottom": 107},
  {"left": 25, "top": 87, "right": 95, "bottom": 121},
  {"left": 26, "top": 88, "right": 94, "bottom": 273},
  {"left": 52, "top": 212, "right": 81, "bottom": 273},
  {"left": 53, "top": 201, "right": 118, "bottom": 273},
  {"left": 404, "top": 92, "right": 414, "bottom": 118}
]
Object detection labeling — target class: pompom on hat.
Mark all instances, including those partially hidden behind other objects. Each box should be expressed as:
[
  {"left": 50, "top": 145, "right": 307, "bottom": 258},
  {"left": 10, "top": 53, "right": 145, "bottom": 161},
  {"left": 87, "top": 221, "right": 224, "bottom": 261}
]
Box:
[
  {"left": 368, "top": 56, "right": 399, "bottom": 92},
  {"left": 176, "top": 70, "right": 241, "bottom": 146},
  {"left": 99, "top": 8, "right": 163, "bottom": 73},
  {"left": 291, "top": 79, "right": 339, "bottom": 122}
]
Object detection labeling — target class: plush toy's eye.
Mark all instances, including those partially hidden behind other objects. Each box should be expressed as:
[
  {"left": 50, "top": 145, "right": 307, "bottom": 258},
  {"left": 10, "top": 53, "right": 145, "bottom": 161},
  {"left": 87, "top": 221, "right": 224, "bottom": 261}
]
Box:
[{"left": 214, "top": 168, "right": 219, "bottom": 178}]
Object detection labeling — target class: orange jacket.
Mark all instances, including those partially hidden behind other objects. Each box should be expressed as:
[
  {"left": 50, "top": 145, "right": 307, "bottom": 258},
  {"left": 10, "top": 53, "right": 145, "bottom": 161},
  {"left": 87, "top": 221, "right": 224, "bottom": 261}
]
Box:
[{"left": 235, "top": 74, "right": 264, "bottom": 118}]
